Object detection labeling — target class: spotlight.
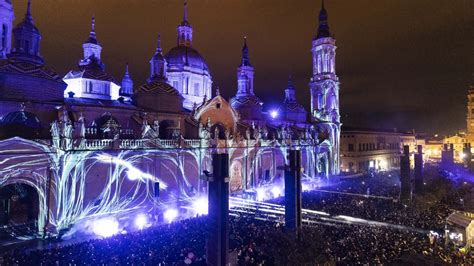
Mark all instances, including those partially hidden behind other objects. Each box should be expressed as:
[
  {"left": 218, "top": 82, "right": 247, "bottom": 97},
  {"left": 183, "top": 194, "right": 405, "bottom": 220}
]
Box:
[
  {"left": 192, "top": 197, "right": 208, "bottom": 215},
  {"left": 270, "top": 186, "right": 282, "bottom": 198},
  {"left": 93, "top": 217, "right": 119, "bottom": 238},
  {"left": 134, "top": 214, "right": 148, "bottom": 229},
  {"left": 256, "top": 187, "right": 266, "bottom": 201},
  {"left": 302, "top": 183, "right": 311, "bottom": 192},
  {"left": 127, "top": 168, "right": 142, "bottom": 181},
  {"left": 270, "top": 110, "right": 278, "bottom": 119},
  {"left": 164, "top": 209, "right": 179, "bottom": 223}
]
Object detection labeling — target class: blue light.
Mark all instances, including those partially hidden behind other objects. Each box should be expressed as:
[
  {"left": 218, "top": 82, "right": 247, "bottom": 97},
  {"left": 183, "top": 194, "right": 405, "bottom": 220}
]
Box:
[
  {"left": 270, "top": 110, "right": 278, "bottom": 119},
  {"left": 134, "top": 213, "right": 148, "bottom": 229},
  {"left": 92, "top": 217, "right": 119, "bottom": 238},
  {"left": 164, "top": 209, "right": 178, "bottom": 223}
]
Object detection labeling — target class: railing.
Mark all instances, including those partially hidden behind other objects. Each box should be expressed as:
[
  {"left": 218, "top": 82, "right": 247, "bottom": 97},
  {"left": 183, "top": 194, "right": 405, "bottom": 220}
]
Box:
[
  {"left": 84, "top": 139, "right": 113, "bottom": 149},
  {"left": 73, "top": 138, "right": 319, "bottom": 151}
]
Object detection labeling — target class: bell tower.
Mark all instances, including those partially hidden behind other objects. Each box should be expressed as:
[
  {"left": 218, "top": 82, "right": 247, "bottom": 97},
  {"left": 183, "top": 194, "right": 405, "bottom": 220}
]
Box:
[
  {"left": 466, "top": 87, "right": 474, "bottom": 143},
  {"left": 309, "top": 1, "right": 341, "bottom": 175}
]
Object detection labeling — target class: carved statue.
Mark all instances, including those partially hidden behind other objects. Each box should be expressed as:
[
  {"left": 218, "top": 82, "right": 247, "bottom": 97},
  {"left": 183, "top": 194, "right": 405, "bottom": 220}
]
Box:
[
  {"left": 64, "top": 122, "right": 73, "bottom": 139},
  {"left": 50, "top": 120, "right": 60, "bottom": 138},
  {"left": 214, "top": 127, "right": 220, "bottom": 140},
  {"left": 262, "top": 126, "right": 268, "bottom": 140},
  {"left": 281, "top": 125, "right": 287, "bottom": 139},
  {"left": 78, "top": 113, "right": 86, "bottom": 138},
  {"left": 245, "top": 128, "right": 251, "bottom": 140},
  {"left": 253, "top": 125, "right": 261, "bottom": 140},
  {"left": 225, "top": 128, "right": 232, "bottom": 140},
  {"left": 50, "top": 120, "right": 60, "bottom": 148},
  {"left": 206, "top": 117, "right": 212, "bottom": 129},
  {"left": 141, "top": 120, "right": 151, "bottom": 139}
]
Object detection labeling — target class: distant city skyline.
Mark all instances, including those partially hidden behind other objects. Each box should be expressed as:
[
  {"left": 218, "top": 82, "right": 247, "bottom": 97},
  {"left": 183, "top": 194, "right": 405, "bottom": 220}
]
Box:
[{"left": 11, "top": 0, "right": 474, "bottom": 134}]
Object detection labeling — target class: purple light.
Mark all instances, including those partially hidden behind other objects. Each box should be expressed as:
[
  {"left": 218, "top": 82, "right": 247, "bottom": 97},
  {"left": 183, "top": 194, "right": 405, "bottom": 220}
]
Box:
[
  {"left": 164, "top": 209, "right": 179, "bottom": 223},
  {"left": 192, "top": 197, "right": 208, "bottom": 215},
  {"left": 134, "top": 213, "right": 148, "bottom": 229},
  {"left": 270, "top": 186, "right": 282, "bottom": 198},
  {"left": 270, "top": 110, "right": 278, "bottom": 119},
  {"left": 92, "top": 217, "right": 119, "bottom": 238}
]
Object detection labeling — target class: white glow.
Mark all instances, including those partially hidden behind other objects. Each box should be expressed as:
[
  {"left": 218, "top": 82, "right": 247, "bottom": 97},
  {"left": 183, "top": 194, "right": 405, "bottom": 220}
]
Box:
[
  {"left": 270, "top": 110, "right": 278, "bottom": 119},
  {"left": 302, "top": 183, "right": 311, "bottom": 192},
  {"left": 164, "top": 209, "right": 179, "bottom": 223},
  {"left": 93, "top": 217, "right": 119, "bottom": 238},
  {"left": 134, "top": 214, "right": 148, "bottom": 229},
  {"left": 271, "top": 186, "right": 282, "bottom": 198},
  {"left": 192, "top": 197, "right": 208, "bottom": 215},
  {"left": 256, "top": 188, "right": 266, "bottom": 201}
]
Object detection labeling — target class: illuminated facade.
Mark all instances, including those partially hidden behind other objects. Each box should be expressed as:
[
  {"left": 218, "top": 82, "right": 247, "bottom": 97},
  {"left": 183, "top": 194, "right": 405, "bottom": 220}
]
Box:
[
  {"left": 466, "top": 88, "right": 474, "bottom": 143},
  {"left": 340, "top": 127, "right": 402, "bottom": 173},
  {"left": 0, "top": 1, "right": 340, "bottom": 236},
  {"left": 309, "top": 2, "right": 341, "bottom": 175},
  {"left": 444, "top": 134, "right": 467, "bottom": 162},
  {"left": 164, "top": 1, "right": 212, "bottom": 111}
]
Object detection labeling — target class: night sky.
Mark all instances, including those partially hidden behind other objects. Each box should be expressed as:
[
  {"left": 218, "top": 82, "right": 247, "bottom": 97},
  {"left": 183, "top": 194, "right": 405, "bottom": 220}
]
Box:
[{"left": 13, "top": 0, "right": 474, "bottom": 134}]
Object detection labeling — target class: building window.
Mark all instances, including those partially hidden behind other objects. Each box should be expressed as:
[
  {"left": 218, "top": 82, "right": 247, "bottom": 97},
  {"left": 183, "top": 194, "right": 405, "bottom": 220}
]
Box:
[
  {"left": 194, "top": 83, "right": 199, "bottom": 96},
  {"left": 173, "top": 81, "right": 179, "bottom": 90},
  {"left": 1, "top": 24, "right": 6, "bottom": 50},
  {"left": 348, "top": 144, "right": 354, "bottom": 152}
]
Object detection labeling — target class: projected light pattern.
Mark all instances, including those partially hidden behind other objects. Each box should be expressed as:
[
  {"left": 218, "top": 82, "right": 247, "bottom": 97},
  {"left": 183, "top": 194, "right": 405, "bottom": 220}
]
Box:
[{"left": 0, "top": 136, "right": 326, "bottom": 237}]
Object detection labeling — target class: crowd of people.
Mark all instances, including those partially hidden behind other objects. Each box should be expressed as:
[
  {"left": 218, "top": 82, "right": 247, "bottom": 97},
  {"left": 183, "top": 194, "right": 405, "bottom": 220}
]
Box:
[{"left": 1, "top": 167, "right": 472, "bottom": 265}]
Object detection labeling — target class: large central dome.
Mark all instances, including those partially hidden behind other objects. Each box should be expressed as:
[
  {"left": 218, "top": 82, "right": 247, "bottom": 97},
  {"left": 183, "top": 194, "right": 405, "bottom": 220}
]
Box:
[
  {"left": 163, "top": 1, "right": 213, "bottom": 111},
  {"left": 165, "top": 46, "right": 210, "bottom": 74}
]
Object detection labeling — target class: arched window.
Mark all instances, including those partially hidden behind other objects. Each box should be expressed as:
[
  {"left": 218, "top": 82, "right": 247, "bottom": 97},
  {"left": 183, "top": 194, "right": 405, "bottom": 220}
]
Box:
[{"left": 1, "top": 24, "right": 7, "bottom": 50}]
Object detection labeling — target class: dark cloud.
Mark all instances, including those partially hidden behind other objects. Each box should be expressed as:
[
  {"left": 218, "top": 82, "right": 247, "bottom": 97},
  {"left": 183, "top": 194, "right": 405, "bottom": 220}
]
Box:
[{"left": 15, "top": 0, "right": 474, "bottom": 134}]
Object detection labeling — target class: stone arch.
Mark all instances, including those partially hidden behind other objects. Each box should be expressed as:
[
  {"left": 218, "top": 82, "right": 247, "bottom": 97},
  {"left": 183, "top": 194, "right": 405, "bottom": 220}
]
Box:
[{"left": 0, "top": 137, "right": 57, "bottom": 235}]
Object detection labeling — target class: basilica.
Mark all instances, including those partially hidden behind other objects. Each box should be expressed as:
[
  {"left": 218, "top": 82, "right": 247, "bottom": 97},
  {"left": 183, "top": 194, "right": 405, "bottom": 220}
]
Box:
[{"left": 0, "top": 0, "right": 340, "bottom": 236}]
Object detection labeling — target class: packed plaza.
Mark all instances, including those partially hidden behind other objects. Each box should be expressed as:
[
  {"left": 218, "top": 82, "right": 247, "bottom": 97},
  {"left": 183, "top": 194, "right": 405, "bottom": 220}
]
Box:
[{"left": 0, "top": 0, "right": 473, "bottom": 265}]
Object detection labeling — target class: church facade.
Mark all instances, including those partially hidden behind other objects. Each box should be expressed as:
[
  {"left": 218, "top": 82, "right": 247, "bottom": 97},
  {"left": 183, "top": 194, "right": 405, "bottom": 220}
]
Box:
[{"left": 0, "top": 0, "right": 340, "bottom": 236}]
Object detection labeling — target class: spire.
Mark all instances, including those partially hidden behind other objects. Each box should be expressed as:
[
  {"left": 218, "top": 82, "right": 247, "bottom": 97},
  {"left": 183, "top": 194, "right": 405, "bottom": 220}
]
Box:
[
  {"left": 316, "top": 0, "right": 331, "bottom": 39},
  {"left": 240, "top": 36, "right": 251, "bottom": 67},
  {"left": 284, "top": 74, "right": 297, "bottom": 103},
  {"left": 10, "top": 0, "right": 44, "bottom": 64},
  {"left": 25, "top": 0, "right": 33, "bottom": 23},
  {"left": 183, "top": 0, "right": 188, "bottom": 23},
  {"left": 121, "top": 62, "right": 133, "bottom": 96},
  {"left": 149, "top": 34, "right": 167, "bottom": 81},
  {"left": 87, "top": 16, "right": 98, "bottom": 44},
  {"left": 156, "top": 33, "right": 162, "bottom": 54},
  {"left": 177, "top": 0, "right": 193, "bottom": 46},
  {"left": 124, "top": 63, "right": 130, "bottom": 78}
]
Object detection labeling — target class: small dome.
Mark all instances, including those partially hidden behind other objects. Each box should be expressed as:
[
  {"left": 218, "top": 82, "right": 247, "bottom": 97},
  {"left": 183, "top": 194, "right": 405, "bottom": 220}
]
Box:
[
  {"left": 0, "top": 111, "right": 41, "bottom": 129},
  {"left": 165, "top": 46, "right": 210, "bottom": 73}
]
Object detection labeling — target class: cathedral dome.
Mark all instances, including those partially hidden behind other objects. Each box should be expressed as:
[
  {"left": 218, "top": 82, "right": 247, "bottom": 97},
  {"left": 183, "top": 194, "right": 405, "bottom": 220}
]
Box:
[{"left": 165, "top": 46, "right": 210, "bottom": 74}]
